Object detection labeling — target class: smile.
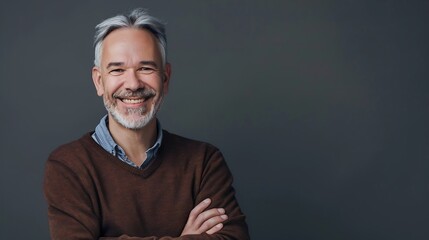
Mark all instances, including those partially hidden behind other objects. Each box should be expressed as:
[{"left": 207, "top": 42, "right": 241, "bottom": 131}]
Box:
[{"left": 121, "top": 98, "right": 146, "bottom": 104}]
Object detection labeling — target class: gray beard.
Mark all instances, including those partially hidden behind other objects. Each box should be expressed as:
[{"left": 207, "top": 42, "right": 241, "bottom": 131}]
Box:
[{"left": 104, "top": 96, "right": 162, "bottom": 130}]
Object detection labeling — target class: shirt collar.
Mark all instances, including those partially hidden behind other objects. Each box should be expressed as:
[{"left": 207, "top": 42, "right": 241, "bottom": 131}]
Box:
[{"left": 92, "top": 115, "right": 163, "bottom": 167}]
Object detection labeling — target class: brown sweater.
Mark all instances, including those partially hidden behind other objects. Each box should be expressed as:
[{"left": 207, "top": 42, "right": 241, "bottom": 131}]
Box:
[{"left": 44, "top": 131, "right": 249, "bottom": 240}]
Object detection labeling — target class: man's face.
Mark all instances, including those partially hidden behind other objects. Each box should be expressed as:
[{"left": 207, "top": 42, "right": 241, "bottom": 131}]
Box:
[{"left": 92, "top": 28, "right": 170, "bottom": 130}]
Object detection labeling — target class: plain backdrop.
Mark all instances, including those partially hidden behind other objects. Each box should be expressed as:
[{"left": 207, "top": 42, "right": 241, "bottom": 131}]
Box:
[{"left": 1, "top": 0, "right": 428, "bottom": 239}]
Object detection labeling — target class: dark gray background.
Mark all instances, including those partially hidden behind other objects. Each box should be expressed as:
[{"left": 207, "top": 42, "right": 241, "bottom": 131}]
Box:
[{"left": 1, "top": 0, "right": 428, "bottom": 239}]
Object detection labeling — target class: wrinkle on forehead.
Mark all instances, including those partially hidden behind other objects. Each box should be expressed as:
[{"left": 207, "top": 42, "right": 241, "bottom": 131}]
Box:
[{"left": 101, "top": 28, "right": 162, "bottom": 69}]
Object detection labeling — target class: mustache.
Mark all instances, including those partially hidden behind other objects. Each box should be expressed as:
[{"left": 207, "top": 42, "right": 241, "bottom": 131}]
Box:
[{"left": 113, "top": 88, "right": 156, "bottom": 99}]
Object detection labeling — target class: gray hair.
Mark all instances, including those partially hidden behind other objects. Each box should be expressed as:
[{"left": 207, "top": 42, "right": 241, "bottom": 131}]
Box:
[{"left": 93, "top": 8, "right": 167, "bottom": 67}]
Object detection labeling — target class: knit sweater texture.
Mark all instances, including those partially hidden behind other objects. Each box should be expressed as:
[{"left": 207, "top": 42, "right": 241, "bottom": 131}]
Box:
[{"left": 44, "top": 131, "right": 249, "bottom": 240}]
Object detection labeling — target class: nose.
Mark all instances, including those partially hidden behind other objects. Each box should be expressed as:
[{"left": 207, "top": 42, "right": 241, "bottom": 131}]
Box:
[{"left": 123, "top": 69, "right": 142, "bottom": 91}]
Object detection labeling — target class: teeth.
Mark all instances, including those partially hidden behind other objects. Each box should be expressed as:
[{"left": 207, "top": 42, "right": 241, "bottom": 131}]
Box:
[{"left": 122, "top": 98, "right": 144, "bottom": 104}]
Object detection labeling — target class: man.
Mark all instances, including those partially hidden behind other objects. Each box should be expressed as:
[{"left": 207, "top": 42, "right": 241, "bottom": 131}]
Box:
[{"left": 43, "top": 8, "right": 249, "bottom": 240}]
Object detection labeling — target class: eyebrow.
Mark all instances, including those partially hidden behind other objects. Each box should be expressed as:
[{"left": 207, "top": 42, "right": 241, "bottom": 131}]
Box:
[
  {"left": 106, "top": 61, "right": 159, "bottom": 69},
  {"left": 106, "top": 62, "right": 124, "bottom": 69}
]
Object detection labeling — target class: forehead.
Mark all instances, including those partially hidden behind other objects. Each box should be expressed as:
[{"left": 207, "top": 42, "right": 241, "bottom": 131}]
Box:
[{"left": 101, "top": 28, "right": 160, "bottom": 65}]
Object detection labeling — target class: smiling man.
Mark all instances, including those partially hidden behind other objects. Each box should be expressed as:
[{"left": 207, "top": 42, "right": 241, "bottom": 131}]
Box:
[{"left": 43, "top": 8, "right": 249, "bottom": 240}]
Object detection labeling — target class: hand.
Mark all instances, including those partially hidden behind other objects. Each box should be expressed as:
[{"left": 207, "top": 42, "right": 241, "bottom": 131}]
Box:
[{"left": 180, "top": 198, "right": 228, "bottom": 236}]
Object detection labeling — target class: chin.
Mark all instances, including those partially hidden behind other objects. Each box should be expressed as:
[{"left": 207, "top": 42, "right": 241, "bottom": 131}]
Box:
[{"left": 111, "top": 110, "right": 155, "bottom": 130}]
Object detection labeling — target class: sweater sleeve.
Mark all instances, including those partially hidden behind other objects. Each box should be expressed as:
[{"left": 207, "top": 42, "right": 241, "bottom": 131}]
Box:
[
  {"left": 193, "top": 148, "right": 250, "bottom": 240},
  {"left": 44, "top": 158, "right": 102, "bottom": 239}
]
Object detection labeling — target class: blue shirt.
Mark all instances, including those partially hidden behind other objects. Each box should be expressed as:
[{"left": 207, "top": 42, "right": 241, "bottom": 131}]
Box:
[{"left": 91, "top": 115, "right": 163, "bottom": 169}]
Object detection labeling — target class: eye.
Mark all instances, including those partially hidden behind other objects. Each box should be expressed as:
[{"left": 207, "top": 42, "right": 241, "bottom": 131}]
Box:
[
  {"left": 138, "top": 67, "right": 156, "bottom": 74},
  {"left": 109, "top": 69, "right": 125, "bottom": 75}
]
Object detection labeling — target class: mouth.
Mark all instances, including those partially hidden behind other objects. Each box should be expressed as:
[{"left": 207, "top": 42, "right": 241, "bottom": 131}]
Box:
[
  {"left": 113, "top": 88, "right": 156, "bottom": 106},
  {"left": 120, "top": 97, "right": 146, "bottom": 104},
  {"left": 117, "top": 96, "right": 154, "bottom": 106}
]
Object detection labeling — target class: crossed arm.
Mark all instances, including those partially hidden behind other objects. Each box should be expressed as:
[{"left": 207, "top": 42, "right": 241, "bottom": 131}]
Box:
[
  {"left": 44, "top": 146, "right": 249, "bottom": 239},
  {"left": 97, "top": 198, "right": 228, "bottom": 240},
  {"left": 180, "top": 198, "right": 227, "bottom": 236}
]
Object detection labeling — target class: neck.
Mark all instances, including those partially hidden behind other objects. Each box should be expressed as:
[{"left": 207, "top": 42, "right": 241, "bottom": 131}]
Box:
[{"left": 108, "top": 115, "right": 158, "bottom": 166}]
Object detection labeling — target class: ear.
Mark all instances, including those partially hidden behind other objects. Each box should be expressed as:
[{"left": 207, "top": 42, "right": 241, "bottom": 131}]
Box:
[
  {"left": 162, "top": 63, "right": 171, "bottom": 94},
  {"left": 92, "top": 66, "right": 104, "bottom": 96}
]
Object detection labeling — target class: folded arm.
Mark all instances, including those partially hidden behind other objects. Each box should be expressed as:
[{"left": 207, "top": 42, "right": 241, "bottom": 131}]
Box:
[{"left": 44, "top": 148, "right": 249, "bottom": 239}]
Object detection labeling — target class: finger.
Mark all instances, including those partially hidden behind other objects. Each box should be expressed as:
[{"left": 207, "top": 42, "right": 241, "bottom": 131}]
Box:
[
  {"left": 206, "top": 223, "right": 223, "bottom": 235},
  {"left": 188, "top": 198, "right": 211, "bottom": 222},
  {"left": 194, "top": 208, "right": 225, "bottom": 227},
  {"left": 199, "top": 213, "right": 228, "bottom": 233}
]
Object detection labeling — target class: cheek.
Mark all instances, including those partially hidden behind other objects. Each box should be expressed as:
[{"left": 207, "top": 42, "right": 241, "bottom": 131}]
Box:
[
  {"left": 101, "top": 84, "right": 119, "bottom": 104},
  {"left": 103, "top": 80, "right": 121, "bottom": 97}
]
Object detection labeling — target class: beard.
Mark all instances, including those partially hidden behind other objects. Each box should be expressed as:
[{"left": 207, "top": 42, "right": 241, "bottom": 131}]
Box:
[{"left": 103, "top": 87, "right": 163, "bottom": 130}]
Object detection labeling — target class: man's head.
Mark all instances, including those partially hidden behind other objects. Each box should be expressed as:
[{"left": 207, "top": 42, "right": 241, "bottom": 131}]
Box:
[{"left": 92, "top": 9, "right": 171, "bottom": 130}]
